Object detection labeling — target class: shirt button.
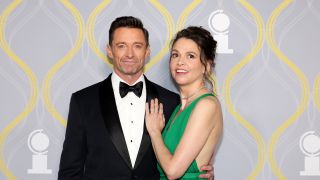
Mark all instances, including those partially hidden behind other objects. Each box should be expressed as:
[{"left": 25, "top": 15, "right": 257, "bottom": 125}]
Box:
[
  {"left": 130, "top": 140, "right": 133, "bottom": 142},
  {"left": 131, "top": 121, "right": 133, "bottom": 123},
  {"left": 130, "top": 103, "right": 133, "bottom": 105}
]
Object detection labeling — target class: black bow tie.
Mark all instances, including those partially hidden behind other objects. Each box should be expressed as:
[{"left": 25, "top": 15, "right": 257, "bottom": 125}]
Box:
[{"left": 119, "top": 81, "right": 143, "bottom": 98}]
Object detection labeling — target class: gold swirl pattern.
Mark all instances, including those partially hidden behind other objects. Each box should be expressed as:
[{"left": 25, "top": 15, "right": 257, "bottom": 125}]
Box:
[
  {"left": 224, "top": 0, "right": 265, "bottom": 179},
  {"left": 42, "top": 0, "right": 85, "bottom": 127},
  {"left": 314, "top": 74, "right": 320, "bottom": 112},
  {"left": 144, "top": 0, "right": 174, "bottom": 72},
  {"left": 0, "top": 0, "right": 38, "bottom": 179},
  {"left": 87, "top": 0, "right": 112, "bottom": 66},
  {"left": 266, "top": 0, "right": 310, "bottom": 179},
  {"left": 176, "top": 0, "right": 202, "bottom": 32}
]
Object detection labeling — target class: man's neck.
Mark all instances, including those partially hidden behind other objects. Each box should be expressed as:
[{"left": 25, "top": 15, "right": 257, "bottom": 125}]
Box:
[{"left": 113, "top": 71, "right": 143, "bottom": 85}]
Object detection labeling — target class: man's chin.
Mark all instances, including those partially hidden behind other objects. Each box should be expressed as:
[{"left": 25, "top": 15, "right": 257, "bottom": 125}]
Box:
[{"left": 121, "top": 69, "right": 143, "bottom": 76}]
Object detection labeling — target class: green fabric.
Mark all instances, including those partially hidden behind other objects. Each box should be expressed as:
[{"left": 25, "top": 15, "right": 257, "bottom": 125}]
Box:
[{"left": 158, "top": 93, "right": 214, "bottom": 179}]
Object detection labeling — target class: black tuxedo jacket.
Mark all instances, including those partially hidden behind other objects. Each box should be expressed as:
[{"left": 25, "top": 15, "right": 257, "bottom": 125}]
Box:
[{"left": 58, "top": 74, "right": 180, "bottom": 180}]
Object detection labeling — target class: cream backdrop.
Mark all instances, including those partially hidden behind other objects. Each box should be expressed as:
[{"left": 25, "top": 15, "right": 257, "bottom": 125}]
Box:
[{"left": 0, "top": 0, "right": 319, "bottom": 180}]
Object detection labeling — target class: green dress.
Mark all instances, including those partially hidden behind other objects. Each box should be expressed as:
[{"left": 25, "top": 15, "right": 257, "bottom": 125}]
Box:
[{"left": 158, "top": 93, "right": 214, "bottom": 179}]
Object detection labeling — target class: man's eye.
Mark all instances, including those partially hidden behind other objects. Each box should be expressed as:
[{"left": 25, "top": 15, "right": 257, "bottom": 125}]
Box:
[
  {"left": 117, "top": 44, "right": 125, "bottom": 48},
  {"left": 135, "top": 44, "right": 143, "bottom": 49}
]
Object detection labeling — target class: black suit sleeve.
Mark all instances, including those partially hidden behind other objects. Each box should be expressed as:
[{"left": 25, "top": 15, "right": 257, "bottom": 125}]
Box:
[{"left": 58, "top": 94, "right": 86, "bottom": 180}]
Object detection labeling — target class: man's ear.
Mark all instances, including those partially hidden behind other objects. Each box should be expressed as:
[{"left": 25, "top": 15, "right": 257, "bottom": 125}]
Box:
[
  {"left": 146, "top": 45, "right": 151, "bottom": 57},
  {"left": 106, "top": 45, "right": 113, "bottom": 59}
]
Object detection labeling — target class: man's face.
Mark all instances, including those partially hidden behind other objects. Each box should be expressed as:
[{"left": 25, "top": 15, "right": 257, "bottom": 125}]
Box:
[{"left": 107, "top": 27, "right": 150, "bottom": 82}]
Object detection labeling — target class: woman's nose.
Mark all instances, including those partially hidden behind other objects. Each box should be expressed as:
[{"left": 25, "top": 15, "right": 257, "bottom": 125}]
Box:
[{"left": 177, "top": 58, "right": 184, "bottom": 65}]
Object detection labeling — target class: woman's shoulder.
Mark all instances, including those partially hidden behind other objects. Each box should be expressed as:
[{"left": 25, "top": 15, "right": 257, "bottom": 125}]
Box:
[
  {"left": 190, "top": 94, "right": 222, "bottom": 123},
  {"left": 196, "top": 93, "right": 221, "bottom": 110}
]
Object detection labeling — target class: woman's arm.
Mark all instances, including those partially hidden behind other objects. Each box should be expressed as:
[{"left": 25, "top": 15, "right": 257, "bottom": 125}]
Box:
[{"left": 146, "top": 97, "right": 223, "bottom": 179}]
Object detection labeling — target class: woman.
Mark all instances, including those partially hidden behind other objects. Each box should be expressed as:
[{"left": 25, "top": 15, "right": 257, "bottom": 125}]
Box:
[{"left": 145, "top": 26, "right": 223, "bottom": 179}]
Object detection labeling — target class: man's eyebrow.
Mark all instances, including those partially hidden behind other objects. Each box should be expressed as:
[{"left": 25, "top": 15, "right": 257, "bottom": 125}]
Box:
[
  {"left": 133, "top": 42, "right": 145, "bottom": 45},
  {"left": 114, "top": 42, "right": 125, "bottom": 45},
  {"left": 114, "top": 42, "right": 145, "bottom": 45}
]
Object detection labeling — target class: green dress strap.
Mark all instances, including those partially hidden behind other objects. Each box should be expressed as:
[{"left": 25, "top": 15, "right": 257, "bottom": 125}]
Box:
[{"left": 158, "top": 93, "right": 214, "bottom": 179}]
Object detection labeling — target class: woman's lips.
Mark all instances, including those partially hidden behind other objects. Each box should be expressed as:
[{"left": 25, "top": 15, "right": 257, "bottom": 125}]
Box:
[{"left": 176, "top": 69, "right": 188, "bottom": 74}]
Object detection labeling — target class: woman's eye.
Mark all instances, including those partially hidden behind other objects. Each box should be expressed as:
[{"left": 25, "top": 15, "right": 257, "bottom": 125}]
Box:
[
  {"left": 171, "top": 53, "right": 178, "bottom": 58},
  {"left": 187, "top": 54, "right": 195, "bottom": 59}
]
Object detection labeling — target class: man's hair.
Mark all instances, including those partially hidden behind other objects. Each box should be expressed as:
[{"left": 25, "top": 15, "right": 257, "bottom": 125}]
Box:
[{"left": 109, "top": 16, "right": 149, "bottom": 46}]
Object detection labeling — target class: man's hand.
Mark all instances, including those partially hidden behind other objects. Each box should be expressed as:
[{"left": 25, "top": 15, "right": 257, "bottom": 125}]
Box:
[{"left": 199, "top": 164, "right": 214, "bottom": 180}]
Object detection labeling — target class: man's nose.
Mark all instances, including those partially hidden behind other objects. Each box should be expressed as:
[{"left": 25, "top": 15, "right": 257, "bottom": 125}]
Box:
[{"left": 126, "top": 46, "right": 134, "bottom": 58}]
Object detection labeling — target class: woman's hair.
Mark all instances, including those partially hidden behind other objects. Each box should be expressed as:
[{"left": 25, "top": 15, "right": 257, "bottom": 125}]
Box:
[{"left": 171, "top": 26, "right": 217, "bottom": 91}]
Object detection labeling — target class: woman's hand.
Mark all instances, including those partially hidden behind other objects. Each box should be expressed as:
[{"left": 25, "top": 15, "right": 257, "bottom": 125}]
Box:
[{"left": 145, "top": 98, "right": 165, "bottom": 136}]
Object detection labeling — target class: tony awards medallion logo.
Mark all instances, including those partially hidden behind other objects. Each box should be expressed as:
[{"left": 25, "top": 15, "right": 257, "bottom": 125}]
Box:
[
  {"left": 208, "top": 9, "right": 233, "bottom": 54},
  {"left": 299, "top": 131, "right": 320, "bottom": 176},
  {"left": 27, "top": 129, "right": 52, "bottom": 174}
]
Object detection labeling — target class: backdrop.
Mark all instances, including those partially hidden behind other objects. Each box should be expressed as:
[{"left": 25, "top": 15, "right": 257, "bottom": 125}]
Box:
[{"left": 0, "top": 0, "right": 319, "bottom": 179}]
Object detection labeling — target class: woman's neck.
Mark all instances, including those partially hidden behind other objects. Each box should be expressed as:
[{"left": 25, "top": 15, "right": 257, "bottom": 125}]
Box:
[{"left": 179, "top": 83, "right": 206, "bottom": 110}]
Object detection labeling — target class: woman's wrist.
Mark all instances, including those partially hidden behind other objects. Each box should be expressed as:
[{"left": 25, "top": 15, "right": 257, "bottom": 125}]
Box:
[{"left": 149, "top": 130, "right": 162, "bottom": 138}]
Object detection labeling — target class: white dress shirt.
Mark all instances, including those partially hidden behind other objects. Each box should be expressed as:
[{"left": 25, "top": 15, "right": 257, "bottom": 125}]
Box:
[{"left": 111, "top": 72, "right": 146, "bottom": 167}]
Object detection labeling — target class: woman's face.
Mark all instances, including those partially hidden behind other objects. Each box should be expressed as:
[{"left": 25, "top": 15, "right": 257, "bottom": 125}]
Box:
[{"left": 170, "top": 37, "right": 206, "bottom": 87}]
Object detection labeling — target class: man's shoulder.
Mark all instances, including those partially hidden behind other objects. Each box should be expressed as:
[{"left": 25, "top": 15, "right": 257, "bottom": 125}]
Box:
[
  {"left": 148, "top": 80, "right": 179, "bottom": 98},
  {"left": 72, "top": 78, "right": 107, "bottom": 98}
]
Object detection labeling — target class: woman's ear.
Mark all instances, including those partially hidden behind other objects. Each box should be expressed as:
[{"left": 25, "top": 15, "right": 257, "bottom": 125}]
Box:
[{"left": 205, "top": 60, "right": 213, "bottom": 74}]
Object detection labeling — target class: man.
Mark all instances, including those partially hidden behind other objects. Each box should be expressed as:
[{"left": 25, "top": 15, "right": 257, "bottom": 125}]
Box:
[{"left": 58, "top": 16, "right": 212, "bottom": 179}]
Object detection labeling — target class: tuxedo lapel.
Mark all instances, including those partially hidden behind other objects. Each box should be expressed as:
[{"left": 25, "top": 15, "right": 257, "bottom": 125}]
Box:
[
  {"left": 134, "top": 76, "right": 159, "bottom": 169},
  {"left": 99, "top": 75, "right": 132, "bottom": 168}
]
